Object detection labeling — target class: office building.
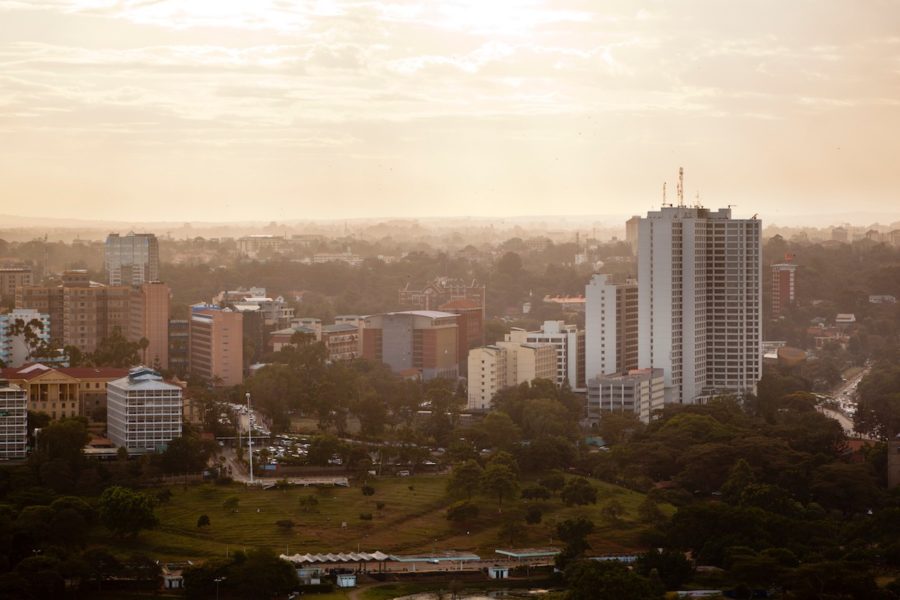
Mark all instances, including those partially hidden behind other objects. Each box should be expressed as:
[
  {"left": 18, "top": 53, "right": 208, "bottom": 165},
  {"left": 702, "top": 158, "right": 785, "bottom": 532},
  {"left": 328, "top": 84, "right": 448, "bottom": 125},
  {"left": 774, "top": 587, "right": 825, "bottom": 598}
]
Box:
[
  {"left": 506, "top": 320, "right": 584, "bottom": 391},
  {"left": 1, "top": 363, "right": 128, "bottom": 420},
  {"left": 362, "top": 311, "right": 459, "bottom": 381},
  {"left": 0, "top": 379, "right": 27, "bottom": 459},
  {"left": 466, "top": 342, "right": 556, "bottom": 411},
  {"left": 0, "top": 308, "right": 51, "bottom": 368},
  {"left": 637, "top": 206, "right": 762, "bottom": 405},
  {"left": 322, "top": 323, "right": 361, "bottom": 362},
  {"left": 586, "top": 368, "right": 665, "bottom": 425},
  {"left": 107, "top": 366, "right": 183, "bottom": 452},
  {"left": 105, "top": 232, "right": 160, "bottom": 286},
  {"left": 771, "top": 258, "right": 797, "bottom": 316},
  {"left": 585, "top": 274, "right": 638, "bottom": 380},
  {"left": 130, "top": 282, "right": 170, "bottom": 369},
  {"left": 0, "top": 266, "right": 33, "bottom": 304},
  {"left": 189, "top": 305, "right": 243, "bottom": 386}
]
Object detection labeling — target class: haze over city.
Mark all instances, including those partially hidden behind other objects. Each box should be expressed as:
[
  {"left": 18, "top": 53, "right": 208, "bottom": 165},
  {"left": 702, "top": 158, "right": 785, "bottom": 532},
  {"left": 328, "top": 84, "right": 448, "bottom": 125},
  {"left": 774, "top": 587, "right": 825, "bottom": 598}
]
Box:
[{"left": 3, "top": 0, "right": 900, "bottom": 222}]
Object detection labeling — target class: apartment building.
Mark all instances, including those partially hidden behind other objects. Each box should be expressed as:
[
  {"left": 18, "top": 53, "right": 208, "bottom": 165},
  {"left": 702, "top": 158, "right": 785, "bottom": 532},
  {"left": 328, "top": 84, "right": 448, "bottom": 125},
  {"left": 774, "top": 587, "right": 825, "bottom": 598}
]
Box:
[
  {"left": 0, "top": 266, "right": 33, "bottom": 304},
  {"left": 0, "top": 379, "right": 27, "bottom": 459},
  {"left": 168, "top": 319, "right": 189, "bottom": 376},
  {"left": 585, "top": 274, "right": 638, "bottom": 380},
  {"left": 771, "top": 258, "right": 797, "bottom": 316},
  {"left": 438, "top": 298, "right": 484, "bottom": 376},
  {"left": 506, "top": 320, "right": 585, "bottom": 391},
  {"left": 129, "top": 282, "right": 171, "bottom": 369},
  {"left": 189, "top": 305, "right": 243, "bottom": 386},
  {"left": 466, "top": 342, "right": 556, "bottom": 411},
  {"left": 107, "top": 366, "right": 183, "bottom": 452},
  {"left": 637, "top": 206, "right": 762, "bottom": 404},
  {"left": 105, "top": 232, "right": 160, "bottom": 286}
]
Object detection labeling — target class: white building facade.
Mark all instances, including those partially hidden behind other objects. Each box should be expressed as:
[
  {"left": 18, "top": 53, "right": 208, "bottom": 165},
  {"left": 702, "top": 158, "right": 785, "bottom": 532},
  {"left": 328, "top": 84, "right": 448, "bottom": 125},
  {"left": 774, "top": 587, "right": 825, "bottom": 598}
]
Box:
[
  {"left": 506, "top": 320, "right": 584, "bottom": 391},
  {"left": 107, "top": 367, "right": 183, "bottom": 452},
  {"left": 584, "top": 274, "right": 638, "bottom": 381},
  {"left": 0, "top": 308, "right": 51, "bottom": 368},
  {"left": 586, "top": 368, "right": 665, "bottom": 425},
  {"left": 0, "top": 380, "right": 27, "bottom": 459},
  {"left": 638, "top": 206, "right": 762, "bottom": 405}
]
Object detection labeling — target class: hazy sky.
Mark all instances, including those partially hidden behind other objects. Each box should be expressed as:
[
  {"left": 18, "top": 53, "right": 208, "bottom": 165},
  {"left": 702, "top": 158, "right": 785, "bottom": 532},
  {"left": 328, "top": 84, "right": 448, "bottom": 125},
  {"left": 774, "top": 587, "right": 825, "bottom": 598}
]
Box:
[{"left": 1, "top": 1, "right": 899, "bottom": 223}]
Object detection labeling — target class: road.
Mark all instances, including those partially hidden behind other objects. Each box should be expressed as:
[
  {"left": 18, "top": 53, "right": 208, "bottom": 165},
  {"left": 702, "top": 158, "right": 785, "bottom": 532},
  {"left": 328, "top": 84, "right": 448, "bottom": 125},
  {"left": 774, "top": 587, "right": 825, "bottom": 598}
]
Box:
[{"left": 816, "top": 364, "right": 871, "bottom": 438}]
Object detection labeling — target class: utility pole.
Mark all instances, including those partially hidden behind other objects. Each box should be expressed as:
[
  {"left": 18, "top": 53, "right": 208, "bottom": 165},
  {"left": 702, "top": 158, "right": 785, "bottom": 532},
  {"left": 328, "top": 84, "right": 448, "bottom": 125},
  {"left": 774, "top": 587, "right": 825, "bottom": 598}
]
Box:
[{"left": 246, "top": 392, "right": 254, "bottom": 484}]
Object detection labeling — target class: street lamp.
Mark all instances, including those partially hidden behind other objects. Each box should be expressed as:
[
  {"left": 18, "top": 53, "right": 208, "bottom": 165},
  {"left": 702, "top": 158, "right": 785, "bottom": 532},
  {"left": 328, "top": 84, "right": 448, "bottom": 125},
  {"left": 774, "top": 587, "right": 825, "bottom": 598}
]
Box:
[
  {"left": 246, "top": 392, "right": 254, "bottom": 484},
  {"left": 214, "top": 576, "right": 226, "bottom": 600}
]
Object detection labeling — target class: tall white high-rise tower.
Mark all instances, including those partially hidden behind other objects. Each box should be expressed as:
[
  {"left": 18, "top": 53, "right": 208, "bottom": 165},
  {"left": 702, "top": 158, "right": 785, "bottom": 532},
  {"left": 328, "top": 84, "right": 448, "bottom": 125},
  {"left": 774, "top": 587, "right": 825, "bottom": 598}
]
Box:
[{"left": 638, "top": 206, "right": 762, "bottom": 404}]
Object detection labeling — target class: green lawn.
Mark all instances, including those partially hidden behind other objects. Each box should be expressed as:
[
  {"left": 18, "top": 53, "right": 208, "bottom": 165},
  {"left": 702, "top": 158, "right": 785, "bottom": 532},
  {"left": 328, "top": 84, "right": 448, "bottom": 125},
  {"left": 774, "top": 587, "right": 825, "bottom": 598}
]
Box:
[{"left": 94, "top": 474, "right": 663, "bottom": 561}]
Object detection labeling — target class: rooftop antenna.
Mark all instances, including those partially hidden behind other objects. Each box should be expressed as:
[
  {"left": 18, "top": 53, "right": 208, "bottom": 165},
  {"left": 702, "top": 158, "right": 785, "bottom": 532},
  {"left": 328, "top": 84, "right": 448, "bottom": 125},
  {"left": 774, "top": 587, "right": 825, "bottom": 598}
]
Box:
[
  {"left": 662, "top": 182, "right": 667, "bottom": 206},
  {"left": 695, "top": 191, "right": 701, "bottom": 208},
  {"left": 676, "top": 167, "right": 685, "bottom": 207}
]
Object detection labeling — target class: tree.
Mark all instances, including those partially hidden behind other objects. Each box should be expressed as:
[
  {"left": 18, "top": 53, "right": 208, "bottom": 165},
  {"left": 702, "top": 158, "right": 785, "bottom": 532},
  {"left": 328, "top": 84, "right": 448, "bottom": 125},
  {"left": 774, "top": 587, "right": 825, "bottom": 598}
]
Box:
[
  {"left": 561, "top": 478, "right": 597, "bottom": 506},
  {"left": 98, "top": 486, "right": 158, "bottom": 538},
  {"left": 446, "top": 460, "right": 483, "bottom": 500},
  {"left": 87, "top": 327, "right": 144, "bottom": 368},
  {"left": 222, "top": 496, "right": 240, "bottom": 513},
  {"left": 539, "top": 473, "right": 566, "bottom": 493},
  {"left": 361, "top": 484, "right": 375, "bottom": 496},
  {"left": 197, "top": 514, "right": 211, "bottom": 528},
  {"left": 228, "top": 548, "right": 299, "bottom": 598},
  {"left": 521, "top": 485, "right": 552, "bottom": 501},
  {"left": 636, "top": 549, "right": 694, "bottom": 590},
  {"left": 525, "top": 505, "right": 542, "bottom": 524},
  {"left": 564, "top": 560, "right": 661, "bottom": 600},
  {"left": 855, "top": 365, "right": 900, "bottom": 438},
  {"left": 161, "top": 435, "right": 213, "bottom": 478},
  {"left": 475, "top": 412, "right": 522, "bottom": 451},
  {"left": 480, "top": 463, "right": 519, "bottom": 511},
  {"left": 600, "top": 499, "right": 625, "bottom": 525},
  {"left": 599, "top": 412, "right": 645, "bottom": 446},
  {"left": 34, "top": 417, "right": 89, "bottom": 466},
  {"left": 556, "top": 517, "right": 595, "bottom": 568}
]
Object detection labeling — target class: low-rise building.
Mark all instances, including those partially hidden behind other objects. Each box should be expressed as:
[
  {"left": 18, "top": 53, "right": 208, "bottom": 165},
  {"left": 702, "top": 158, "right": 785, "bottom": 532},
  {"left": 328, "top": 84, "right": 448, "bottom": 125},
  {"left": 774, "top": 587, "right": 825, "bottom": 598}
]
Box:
[
  {"left": 506, "top": 320, "right": 585, "bottom": 391},
  {"left": 362, "top": 311, "right": 459, "bottom": 381},
  {"left": 0, "top": 265, "right": 33, "bottom": 304},
  {"left": 466, "top": 342, "right": 556, "bottom": 411},
  {"left": 586, "top": 368, "right": 665, "bottom": 424},
  {"left": 322, "top": 323, "right": 361, "bottom": 362},
  {"left": 0, "top": 379, "right": 27, "bottom": 459},
  {"left": 107, "top": 367, "right": 183, "bottom": 452},
  {"left": 0, "top": 363, "right": 128, "bottom": 420}
]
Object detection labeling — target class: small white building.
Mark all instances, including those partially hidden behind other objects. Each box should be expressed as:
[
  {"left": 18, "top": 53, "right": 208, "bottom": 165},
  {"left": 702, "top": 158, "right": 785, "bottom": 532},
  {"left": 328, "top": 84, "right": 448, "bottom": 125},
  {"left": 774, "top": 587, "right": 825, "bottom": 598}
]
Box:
[
  {"left": 335, "top": 573, "right": 356, "bottom": 588},
  {"left": 107, "top": 367, "right": 183, "bottom": 453},
  {"left": 0, "top": 379, "right": 27, "bottom": 459}
]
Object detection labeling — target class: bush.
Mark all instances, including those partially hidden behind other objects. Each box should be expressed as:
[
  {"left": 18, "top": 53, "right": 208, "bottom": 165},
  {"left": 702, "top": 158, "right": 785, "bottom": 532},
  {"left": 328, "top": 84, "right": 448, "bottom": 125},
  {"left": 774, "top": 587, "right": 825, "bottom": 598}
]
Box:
[
  {"left": 561, "top": 478, "right": 598, "bottom": 506},
  {"left": 361, "top": 485, "right": 375, "bottom": 496},
  {"left": 276, "top": 519, "right": 295, "bottom": 530},
  {"left": 376, "top": 501, "right": 386, "bottom": 510},
  {"left": 197, "top": 514, "right": 210, "bottom": 528},
  {"left": 299, "top": 495, "right": 319, "bottom": 513},
  {"left": 359, "top": 513, "right": 373, "bottom": 521}
]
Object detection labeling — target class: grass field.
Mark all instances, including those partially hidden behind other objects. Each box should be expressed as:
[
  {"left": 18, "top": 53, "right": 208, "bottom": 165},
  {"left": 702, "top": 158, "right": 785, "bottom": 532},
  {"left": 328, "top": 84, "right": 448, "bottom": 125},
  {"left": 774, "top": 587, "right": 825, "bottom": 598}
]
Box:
[{"left": 94, "top": 474, "right": 663, "bottom": 562}]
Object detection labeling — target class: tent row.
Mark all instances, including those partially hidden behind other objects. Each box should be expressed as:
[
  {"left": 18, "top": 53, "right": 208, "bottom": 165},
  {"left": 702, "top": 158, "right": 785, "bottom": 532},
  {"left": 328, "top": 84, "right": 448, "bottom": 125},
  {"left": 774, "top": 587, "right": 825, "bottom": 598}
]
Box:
[{"left": 280, "top": 551, "right": 391, "bottom": 564}]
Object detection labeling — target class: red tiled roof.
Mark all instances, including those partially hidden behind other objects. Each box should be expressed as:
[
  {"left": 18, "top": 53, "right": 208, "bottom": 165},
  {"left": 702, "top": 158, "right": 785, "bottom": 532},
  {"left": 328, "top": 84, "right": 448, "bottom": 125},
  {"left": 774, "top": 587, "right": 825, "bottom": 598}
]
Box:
[{"left": 1, "top": 363, "right": 129, "bottom": 381}]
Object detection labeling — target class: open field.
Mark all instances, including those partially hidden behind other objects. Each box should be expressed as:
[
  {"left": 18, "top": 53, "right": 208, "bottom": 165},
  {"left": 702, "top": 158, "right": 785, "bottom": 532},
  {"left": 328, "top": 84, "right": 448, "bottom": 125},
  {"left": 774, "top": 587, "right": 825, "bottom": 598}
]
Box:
[{"left": 94, "top": 474, "right": 664, "bottom": 561}]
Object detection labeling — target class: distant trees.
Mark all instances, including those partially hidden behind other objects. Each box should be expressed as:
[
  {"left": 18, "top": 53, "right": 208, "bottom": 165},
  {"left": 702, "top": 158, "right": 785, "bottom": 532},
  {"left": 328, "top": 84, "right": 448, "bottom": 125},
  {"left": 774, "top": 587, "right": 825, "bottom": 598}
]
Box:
[{"left": 446, "top": 460, "right": 483, "bottom": 500}]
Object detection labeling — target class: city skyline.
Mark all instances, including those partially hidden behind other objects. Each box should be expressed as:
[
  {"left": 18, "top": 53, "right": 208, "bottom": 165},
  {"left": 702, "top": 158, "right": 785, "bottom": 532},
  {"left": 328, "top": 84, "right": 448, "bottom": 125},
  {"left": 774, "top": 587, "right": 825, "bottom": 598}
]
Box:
[{"left": 2, "top": 1, "right": 899, "bottom": 221}]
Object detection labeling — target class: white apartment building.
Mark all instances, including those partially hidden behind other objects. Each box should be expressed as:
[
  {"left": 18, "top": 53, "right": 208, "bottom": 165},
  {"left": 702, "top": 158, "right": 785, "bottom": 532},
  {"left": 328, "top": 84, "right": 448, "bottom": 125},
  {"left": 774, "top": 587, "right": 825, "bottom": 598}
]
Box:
[
  {"left": 585, "top": 274, "right": 638, "bottom": 380},
  {"left": 638, "top": 206, "right": 762, "bottom": 405},
  {"left": 586, "top": 368, "right": 665, "bottom": 425},
  {"left": 107, "top": 367, "right": 183, "bottom": 452},
  {"left": 0, "top": 308, "right": 51, "bottom": 368},
  {"left": 0, "top": 380, "right": 27, "bottom": 459},
  {"left": 506, "top": 320, "right": 584, "bottom": 391},
  {"left": 105, "top": 232, "right": 160, "bottom": 285},
  {"left": 466, "top": 342, "right": 557, "bottom": 411}
]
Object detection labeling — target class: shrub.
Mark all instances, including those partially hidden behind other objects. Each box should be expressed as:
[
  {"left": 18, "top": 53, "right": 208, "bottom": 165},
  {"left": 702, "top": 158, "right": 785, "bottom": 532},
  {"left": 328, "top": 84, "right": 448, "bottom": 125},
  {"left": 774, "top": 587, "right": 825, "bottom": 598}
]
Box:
[
  {"left": 361, "top": 485, "right": 375, "bottom": 496},
  {"left": 359, "top": 513, "right": 373, "bottom": 521},
  {"left": 276, "top": 519, "right": 295, "bottom": 530},
  {"left": 525, "top": 506, "right": 543, "bottom": 524},
  {"left": 446, "top": 501, "right": 479, "bottom": 524}
]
